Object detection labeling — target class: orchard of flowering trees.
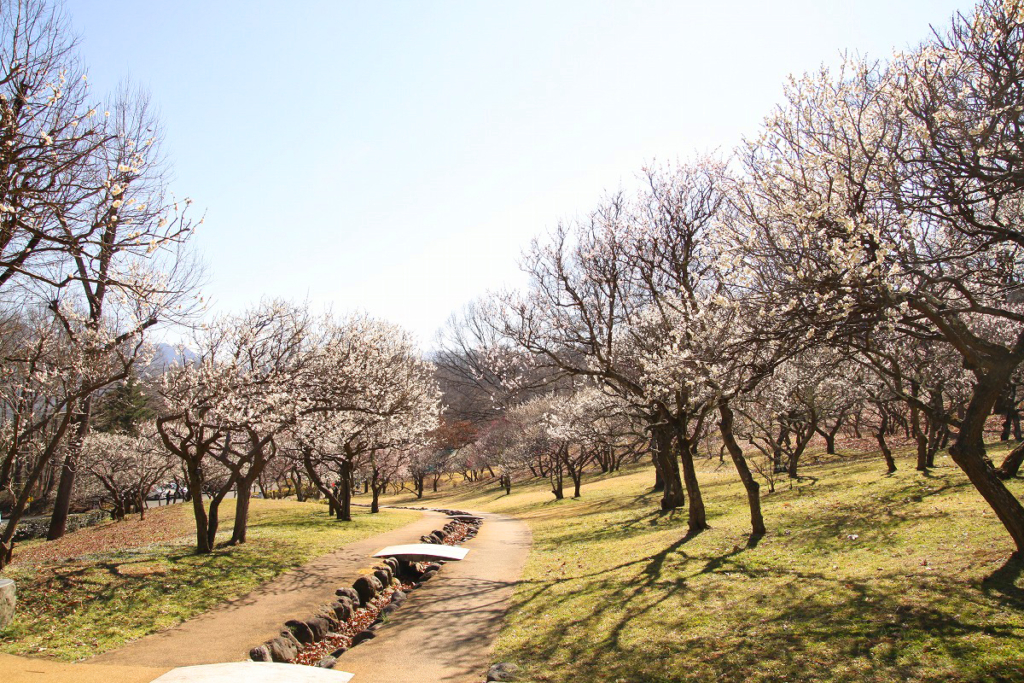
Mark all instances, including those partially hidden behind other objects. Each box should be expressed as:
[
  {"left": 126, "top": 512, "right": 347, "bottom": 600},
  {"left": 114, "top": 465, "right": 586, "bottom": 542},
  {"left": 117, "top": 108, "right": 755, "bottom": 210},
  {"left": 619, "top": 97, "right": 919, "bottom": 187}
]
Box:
[
  {"left": 0, "top": 0, "right": 200, "bottom": 567},
  {"left": 3, "top": 0, "right": 1024, "bottom": 572},
  {"left": 0, "top": 0, "right": 442, "bottom": 568},
  {"left": 435, "top": 0, "right": 1024, "bottom": 556},
  {"left": 155, "top": 305, "right": 440, "bottom": 553}
]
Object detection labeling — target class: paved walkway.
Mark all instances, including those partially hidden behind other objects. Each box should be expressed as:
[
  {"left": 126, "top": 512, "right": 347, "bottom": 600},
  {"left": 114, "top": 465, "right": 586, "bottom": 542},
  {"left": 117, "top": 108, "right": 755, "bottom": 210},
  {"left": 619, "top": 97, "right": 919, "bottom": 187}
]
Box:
[
  {"left": 90, "top": 510, "right": 443, "bottom": 668},
  {"left": 338, "top": 512, "right": 532, "bottom": 683}
]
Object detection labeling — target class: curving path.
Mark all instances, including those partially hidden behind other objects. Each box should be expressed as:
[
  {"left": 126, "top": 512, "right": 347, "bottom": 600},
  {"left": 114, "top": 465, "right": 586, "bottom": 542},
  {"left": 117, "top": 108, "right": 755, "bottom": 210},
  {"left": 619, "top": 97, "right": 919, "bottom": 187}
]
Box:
[
  {"left": 337, "top": 511, "right": 532, "bottom": 683},
  {"left": 90, "top": 510, "right": 445, "bottom": 668},
  {"left": 2, "top": 508, "right": 532, "bottom": 683}
]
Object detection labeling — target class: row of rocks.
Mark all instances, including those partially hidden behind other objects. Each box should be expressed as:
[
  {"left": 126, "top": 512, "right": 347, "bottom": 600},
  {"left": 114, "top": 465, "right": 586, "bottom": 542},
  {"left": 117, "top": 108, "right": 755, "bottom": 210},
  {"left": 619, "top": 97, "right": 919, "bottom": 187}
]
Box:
[
  {"left": 249, "top": 557, "right": 403, "bottom": 665},
  {"left": 486, "top": 662, "right": 520, "bottom": 682},
  {"left": 419, "top": 517, "right": 482, "bottom": 546},
  {"left": 0, "top": 510, "right": 105, "bottom": 542},
  {"left": 249, "top": 508, "right": 484, "bottom": 669}
]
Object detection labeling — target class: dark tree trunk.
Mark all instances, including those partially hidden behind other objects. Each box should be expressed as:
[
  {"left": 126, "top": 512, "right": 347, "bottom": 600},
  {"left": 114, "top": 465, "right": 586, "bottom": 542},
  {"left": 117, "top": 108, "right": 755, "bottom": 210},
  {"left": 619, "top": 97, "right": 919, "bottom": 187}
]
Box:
[
  {"left": 785, "top": 417, "right": 817, "bottom": 479},
  {"left": 652, "top": 421, "right": 684, "bottom": 510},
  {"left": 949, "top": 372, "right": 1024, "bottom": 556},
  {"left": 48, "top": 399, "right": 93, "bottom": 540},
  {"left": 339, "top": 459, "right": 353, "bottom": 521},
  {"left": 230, "top": 483, "right": 253, "bottom": 544},
  {"left": 678, "top": 435, "right": 709, "bottom": 534},
  {"left": 550, "top": 455, "right": 564, "bottom": 500},
  {"left": 876, "top": 411, "right": 897, "bottom": 474},
  {"left": 719, "top": 404, "right": 765, "bottom": 536},
  {"left": 911, "top": 390, "right": 929, "bottom": 471},
  {"left": 300, "top": 449, "right": 346, "bottom": 520},
  {"left": 997, "top": 442, "right": 1024, "bottom": 480},
  {"left": 0, "top": 408, "right": 75, "bottom": 569},
  {"left": 290, "top": 468, "right": 306, "bottom": 501},
  {"left": 206, "top": 482, "right": 233, "bottom": 548},
  {"left": 651, "top": 448, "right": 665, "bottom": 492},
  {"left": 187, "top": 462, "right": 212, "bottom": 554},
  {"left": 815, "top": 417, "right": 842, "bottom": 455}
]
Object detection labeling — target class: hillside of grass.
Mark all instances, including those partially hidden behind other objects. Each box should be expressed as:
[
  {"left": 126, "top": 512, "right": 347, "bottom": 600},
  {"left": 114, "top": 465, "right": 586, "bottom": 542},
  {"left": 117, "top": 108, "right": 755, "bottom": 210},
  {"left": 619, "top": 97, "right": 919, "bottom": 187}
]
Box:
[
  {"left": 380, "top": 444, "right": 1024, "bottom": 683},
  {"left": 0, "top": 499, "right": 417, "bottom": 660}
]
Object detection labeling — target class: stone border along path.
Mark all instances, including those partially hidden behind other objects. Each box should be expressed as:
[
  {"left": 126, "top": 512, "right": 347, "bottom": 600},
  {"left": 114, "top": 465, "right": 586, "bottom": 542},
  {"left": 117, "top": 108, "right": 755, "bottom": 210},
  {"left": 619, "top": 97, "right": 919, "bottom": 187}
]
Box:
[
  {"left": 89, "top": 510, "right": 445, "bottom": 668},
  {"left": 251, "top": 515, "right": 485, "bottom": 666},
  {"left": 3, "top": 507, "right": 532, "bottom": 683},
  {"left": 335, "top": 511, "right": 532, "bottom": 683}
]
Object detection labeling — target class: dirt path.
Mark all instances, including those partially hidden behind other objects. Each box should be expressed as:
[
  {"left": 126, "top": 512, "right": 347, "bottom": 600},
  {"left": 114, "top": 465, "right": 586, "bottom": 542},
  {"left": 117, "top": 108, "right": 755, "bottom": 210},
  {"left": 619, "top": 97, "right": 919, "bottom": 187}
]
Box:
[
  {"left": 0, "top": 653, "right": 169, "bottom": 683},
  {"left": 89, "top": 510, "right": 443, "bottom": 668},
  {"left": 336, "top": 511, "right": 532, "bottom": 683}
]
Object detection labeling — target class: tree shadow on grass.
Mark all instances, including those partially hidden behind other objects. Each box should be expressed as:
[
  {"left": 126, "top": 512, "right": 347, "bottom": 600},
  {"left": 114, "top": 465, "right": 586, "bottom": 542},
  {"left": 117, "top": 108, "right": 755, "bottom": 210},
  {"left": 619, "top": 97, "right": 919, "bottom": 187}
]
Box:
[
  {"left": 982, "top": 554, "right": 1024, "bottom": 610},
  {"left": 505, "top": 544, "right": 1024, "bottom": 683}
]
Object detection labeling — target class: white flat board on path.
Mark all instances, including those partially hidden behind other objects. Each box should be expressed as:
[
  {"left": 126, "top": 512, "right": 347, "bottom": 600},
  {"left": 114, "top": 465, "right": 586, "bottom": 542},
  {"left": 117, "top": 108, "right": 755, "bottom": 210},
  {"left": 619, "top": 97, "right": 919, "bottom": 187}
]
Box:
[
  {"left": 149, "top": 662, "right": 354, "bottom": 683},
  {"left": 373, "top": 544, "right": 470, "bottom": 562}
]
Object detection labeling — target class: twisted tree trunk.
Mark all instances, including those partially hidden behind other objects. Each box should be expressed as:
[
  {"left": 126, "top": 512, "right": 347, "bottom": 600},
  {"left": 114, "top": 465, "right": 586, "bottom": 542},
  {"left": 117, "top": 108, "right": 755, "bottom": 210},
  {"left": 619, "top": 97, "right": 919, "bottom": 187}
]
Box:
[{"left": 719, "top": 404, "right": 765, "bottom": 536}]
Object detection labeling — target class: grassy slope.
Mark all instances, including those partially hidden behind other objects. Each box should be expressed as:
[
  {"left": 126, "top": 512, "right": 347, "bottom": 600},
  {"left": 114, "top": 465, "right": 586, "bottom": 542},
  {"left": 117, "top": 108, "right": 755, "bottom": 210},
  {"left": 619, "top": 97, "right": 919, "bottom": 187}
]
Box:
[
  {"left": 380, "top": 445, "right": 1024, "bottom": 683},
  {"left": 0, "top": 499, "right": 417, "bottom": 660}
]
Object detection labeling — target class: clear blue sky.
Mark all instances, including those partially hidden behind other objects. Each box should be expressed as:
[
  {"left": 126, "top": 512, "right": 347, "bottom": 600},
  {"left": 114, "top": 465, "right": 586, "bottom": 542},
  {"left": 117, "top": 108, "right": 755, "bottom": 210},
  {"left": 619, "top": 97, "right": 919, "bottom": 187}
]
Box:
[{"left": 63, "top": 0, "right": 972, "bottom": 348}]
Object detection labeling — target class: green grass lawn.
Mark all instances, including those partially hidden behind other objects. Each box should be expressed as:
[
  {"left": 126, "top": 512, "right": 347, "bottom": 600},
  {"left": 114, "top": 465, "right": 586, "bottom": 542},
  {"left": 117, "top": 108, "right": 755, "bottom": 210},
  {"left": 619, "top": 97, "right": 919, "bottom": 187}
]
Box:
[
  {"left": 381, "top": 445, "right": 1024, "bottom": 683},
  {"left": 0, "top": 498, "right": 417, "bottom": 660}
]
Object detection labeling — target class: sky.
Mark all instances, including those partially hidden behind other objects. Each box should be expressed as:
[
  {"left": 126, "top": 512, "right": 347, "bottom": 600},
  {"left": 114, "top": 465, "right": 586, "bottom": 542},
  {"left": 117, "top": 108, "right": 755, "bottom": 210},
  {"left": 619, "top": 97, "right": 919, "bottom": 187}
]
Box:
[{"left": 62, "top": 0, "right": 973, "bottom": 349}]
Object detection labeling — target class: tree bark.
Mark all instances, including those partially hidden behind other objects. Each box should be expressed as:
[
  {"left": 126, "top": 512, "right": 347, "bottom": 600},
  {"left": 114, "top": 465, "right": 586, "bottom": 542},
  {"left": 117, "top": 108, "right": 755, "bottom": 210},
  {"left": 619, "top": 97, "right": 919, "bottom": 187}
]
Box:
[
  {"left": 339, "top": 459, "right": 353, "bottom": 521},
  {"left": 230, "top": 482, "right": 252, "bottom": 544},
  {"left": 0, "top": 409, "right": 75, "bottom": 569},
  {"left": 997, "top": 442, "right": 1024, "bottom": 479},
  {"left": 949, "top": 372, "right": 1024, "bottom": 557},
  {"left": 549, "top": 454, "right": 564, "bottom": 500},
  {"left": 678, "top": 435, "right": 709, "bottom": 534},
  {"left": 876, "top": 411, "right": 897, "bottom": 474},
  {"left": 651, "top": 447, "right": 665, "bottom": 492},
  {"left": 47, "top": 398, "right": 93, "bottom": 540},
  {"left": 186, "top": 462, "right": 212, "bottom": 554},
  {"left": 910, "top": 385, "right": 929, "bottom": 471},
  {"left": 652, "top": 421, "right": 684, "bottom": 510},
  {"left": 719, "top": 404, "right": 765, "bottom": 536}
]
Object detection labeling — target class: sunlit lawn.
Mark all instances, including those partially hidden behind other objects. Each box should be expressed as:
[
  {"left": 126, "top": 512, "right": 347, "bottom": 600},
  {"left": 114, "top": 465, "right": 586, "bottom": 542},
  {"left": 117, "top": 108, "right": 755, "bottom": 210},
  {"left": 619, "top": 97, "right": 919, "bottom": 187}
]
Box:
[
  {"left": 0, "top": 498, "right": 417, "bottom": 660},
  {"left": 382, "top": 444, "right": 1024, "bottom": 683}
]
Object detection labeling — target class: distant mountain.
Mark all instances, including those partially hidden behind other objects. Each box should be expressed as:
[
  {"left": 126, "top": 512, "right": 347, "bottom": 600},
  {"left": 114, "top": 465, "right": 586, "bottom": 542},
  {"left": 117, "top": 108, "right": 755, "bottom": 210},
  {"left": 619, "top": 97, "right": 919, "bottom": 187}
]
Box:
[{"left": 144, "top": 342, "right": 199, "bottom": 375}]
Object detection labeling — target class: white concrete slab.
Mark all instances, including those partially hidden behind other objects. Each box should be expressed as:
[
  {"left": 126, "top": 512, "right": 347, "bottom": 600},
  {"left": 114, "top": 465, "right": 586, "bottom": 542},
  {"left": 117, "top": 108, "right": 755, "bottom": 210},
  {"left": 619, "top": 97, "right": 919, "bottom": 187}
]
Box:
[
  {"left": 149, "top": 662, "right": 353, "bottom": 683},
  {"left": 372, "top": 543, "right": 469, "bottom": 562}
]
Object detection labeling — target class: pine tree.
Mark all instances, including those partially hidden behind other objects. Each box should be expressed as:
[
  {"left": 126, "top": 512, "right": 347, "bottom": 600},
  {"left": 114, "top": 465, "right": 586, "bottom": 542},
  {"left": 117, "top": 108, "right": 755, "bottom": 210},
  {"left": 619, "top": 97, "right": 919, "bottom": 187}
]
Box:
[{"left": 92, "top": 374, "right": 157, "bottom": 435}]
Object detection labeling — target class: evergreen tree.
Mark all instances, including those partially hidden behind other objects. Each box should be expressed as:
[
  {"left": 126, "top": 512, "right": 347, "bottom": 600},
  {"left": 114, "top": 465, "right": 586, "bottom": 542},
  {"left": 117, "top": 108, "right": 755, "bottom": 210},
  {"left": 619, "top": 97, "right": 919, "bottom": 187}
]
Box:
[{"left": 92, "top": 374, "right": 157, "bottom": 435}]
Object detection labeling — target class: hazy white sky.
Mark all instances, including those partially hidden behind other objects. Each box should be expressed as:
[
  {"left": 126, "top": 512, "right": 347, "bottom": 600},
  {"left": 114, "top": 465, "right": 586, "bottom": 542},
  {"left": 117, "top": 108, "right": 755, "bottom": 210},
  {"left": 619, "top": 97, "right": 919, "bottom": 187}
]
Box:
[{"left": 63, "top": 0, "right": 971, "bottom": 348}]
